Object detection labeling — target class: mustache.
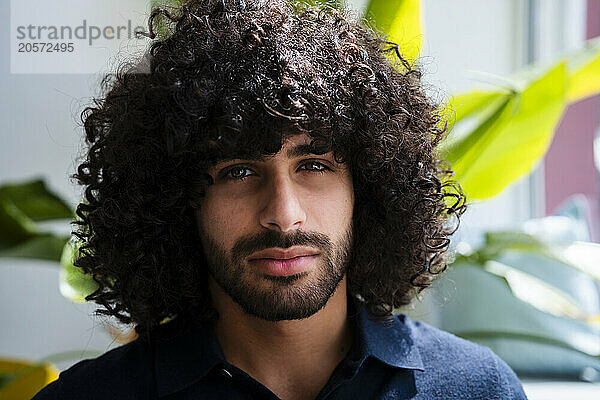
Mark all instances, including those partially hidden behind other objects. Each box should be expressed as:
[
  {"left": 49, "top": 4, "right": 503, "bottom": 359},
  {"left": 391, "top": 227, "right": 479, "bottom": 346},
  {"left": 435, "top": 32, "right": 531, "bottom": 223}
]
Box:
[{"left": 231, "top": 229, "right": 332, "bottom": 262}]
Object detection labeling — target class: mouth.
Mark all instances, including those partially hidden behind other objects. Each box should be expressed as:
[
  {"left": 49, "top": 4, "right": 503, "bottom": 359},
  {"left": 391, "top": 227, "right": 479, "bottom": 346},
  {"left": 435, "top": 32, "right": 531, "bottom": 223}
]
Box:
[
  {"left": 248, "top": 250, "right": 320, "bottom": 277},
  {"left": 248, "top": 246, "right": 320, "bottom": 261}
]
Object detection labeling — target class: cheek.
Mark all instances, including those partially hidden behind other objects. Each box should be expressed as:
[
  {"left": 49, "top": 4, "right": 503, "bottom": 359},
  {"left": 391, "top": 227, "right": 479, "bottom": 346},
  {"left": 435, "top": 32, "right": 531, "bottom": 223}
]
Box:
[
  {"left": 333, "top": 172, "right": 354, "bottom": 218},
  {"left": 308, "top": 178, "right": 354, "bottom": 231},
  {"left": 196, "top": 194, "right": 253, "bottom": 246}
]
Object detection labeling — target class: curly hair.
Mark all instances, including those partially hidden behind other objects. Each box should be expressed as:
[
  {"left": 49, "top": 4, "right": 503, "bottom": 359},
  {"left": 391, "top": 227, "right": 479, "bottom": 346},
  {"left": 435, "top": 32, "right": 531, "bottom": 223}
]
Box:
[{"left": 72, "top": 0, "right": 466, "bottom": 342}]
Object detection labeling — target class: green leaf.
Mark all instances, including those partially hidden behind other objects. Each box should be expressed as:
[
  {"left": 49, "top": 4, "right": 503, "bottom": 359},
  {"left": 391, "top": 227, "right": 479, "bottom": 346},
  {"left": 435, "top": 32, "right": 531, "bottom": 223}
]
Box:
[
  {"left": 567, "top": 36, "right": 600, "bottom": 103},
  {"left": 0, "top": 196, "right": 37, "bottom": 245},
  {"left": 59, "top": 239, "right": 99, "bottom": 303},
  {"left": 483, "top": 231, "right": 600, "bottom": 282},
  {"left": 483, "top": 260, "right": 590, "bottom": 321},
  {"left": 455, "top": 242, "right": 599, "bottom": 324},
  {"left": 0, "top": 179, "right": 72, "bottom": 221},
  {"left": 449, "top": 61, "right": 567, "bottom": 200},
  {"left": 441, "top": 91, "right": 514, "bottom": 164},
  {"left": 0, "top": 234, "right": 69, "bottom": 261},
  {"left": 364, "top": 0, "right": 422, "bottom": 65},
  {"left": 442, "top": 37, "right": 600, "bottom": 201},
  {"left": 444, "top": 90, "right": 509, "bottom": 131},
  {"left": 479, "top": 230, "right": 548, "bottom": 262},
  {"left": 555, "top": 242, "right": 600, "bottom": 281},
  {"left": 436, "top": 263, "right": 600, "bottom": 356},
  {"left": 0, "top": 178, "right": 72, "bottom": 260}
]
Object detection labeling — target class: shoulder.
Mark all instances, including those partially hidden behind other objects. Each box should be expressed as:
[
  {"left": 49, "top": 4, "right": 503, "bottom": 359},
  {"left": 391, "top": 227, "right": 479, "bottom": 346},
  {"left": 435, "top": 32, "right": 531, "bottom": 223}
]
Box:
[
  {"left": 32, "top": 337, "right": 154, "bottom": 400},
  {"left": 399, "top": 315, "right": 528, "bottom": 399},
  {"left": 402, "top": 315, "right": 494, "bottom": 365}
]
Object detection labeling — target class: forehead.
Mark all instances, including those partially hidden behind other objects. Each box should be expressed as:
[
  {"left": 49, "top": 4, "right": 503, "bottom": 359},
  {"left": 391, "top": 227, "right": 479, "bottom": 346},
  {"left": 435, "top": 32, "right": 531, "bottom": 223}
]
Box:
[
  {"left": 283, "top": 133, "right": 312, "bottom": 147},
  {"left": 213, "top": 133, "right": 330, "bottom": 164},
  {"left": 278, "top": 133, "right": 317, "bottom": 157}
]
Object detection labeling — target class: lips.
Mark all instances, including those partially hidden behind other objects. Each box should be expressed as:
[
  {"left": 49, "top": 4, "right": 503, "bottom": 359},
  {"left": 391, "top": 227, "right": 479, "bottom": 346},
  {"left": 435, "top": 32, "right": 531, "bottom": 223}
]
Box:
[
  {"left": 248, "top": 246, "right": 320, "bottom": 261},
  {"left": 248, "top": 247, "right": 320, "bottom": 277}
]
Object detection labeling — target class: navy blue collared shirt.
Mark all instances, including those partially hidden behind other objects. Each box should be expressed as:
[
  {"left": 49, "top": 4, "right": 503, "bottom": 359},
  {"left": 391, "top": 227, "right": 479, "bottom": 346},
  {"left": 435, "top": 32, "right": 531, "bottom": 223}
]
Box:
[{"left": 33, "top": 300, "right": 527, "bottom": 399}]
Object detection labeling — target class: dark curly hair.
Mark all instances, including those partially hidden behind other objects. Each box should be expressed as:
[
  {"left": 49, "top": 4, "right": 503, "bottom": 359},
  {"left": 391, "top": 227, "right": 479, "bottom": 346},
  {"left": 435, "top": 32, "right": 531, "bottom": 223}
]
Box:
[{"left": 71, "top": 0, "right": 466, "bottom": 342}]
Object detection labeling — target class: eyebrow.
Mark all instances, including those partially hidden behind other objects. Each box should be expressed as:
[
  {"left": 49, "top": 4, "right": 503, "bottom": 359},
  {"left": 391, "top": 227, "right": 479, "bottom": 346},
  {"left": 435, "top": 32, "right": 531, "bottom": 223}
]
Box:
[
  {"left": 215, "top": 143, "right": 329, "bottom": 164},
  {"left": 286, "top": 143, "right": 327, "bottom": 158}
]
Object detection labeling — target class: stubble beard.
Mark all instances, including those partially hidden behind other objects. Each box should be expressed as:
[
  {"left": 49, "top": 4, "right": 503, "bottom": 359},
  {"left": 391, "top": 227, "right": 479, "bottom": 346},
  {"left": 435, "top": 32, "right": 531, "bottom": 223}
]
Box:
[{"left": 200, "top": 226, "right": 353, "bottom": 321}]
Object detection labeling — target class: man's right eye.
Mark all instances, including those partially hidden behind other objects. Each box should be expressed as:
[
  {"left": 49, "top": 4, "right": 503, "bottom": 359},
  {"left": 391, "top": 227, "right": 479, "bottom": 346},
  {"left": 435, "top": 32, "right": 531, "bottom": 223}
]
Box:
[{"left": 223, "top": 165, "right": 255, "bottom": 181}]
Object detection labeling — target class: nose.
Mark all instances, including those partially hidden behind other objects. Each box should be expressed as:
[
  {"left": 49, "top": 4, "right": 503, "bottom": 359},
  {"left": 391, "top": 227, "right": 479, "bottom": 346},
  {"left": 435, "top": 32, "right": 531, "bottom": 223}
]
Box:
[{"left": 259, "top": 172, "right": 306, "bottom": 233}]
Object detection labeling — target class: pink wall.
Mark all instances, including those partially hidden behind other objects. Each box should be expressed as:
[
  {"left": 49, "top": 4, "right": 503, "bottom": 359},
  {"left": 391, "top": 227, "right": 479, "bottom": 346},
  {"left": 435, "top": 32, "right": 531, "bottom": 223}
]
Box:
[{"left": 543, "top": 0, "right": 600, "bottom": 241}]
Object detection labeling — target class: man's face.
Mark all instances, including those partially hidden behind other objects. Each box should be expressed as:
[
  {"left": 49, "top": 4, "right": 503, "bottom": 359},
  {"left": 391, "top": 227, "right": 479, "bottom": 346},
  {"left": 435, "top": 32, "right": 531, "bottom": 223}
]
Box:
[{"left": 194, "top": 133, "right": 355, "bottom": 321}]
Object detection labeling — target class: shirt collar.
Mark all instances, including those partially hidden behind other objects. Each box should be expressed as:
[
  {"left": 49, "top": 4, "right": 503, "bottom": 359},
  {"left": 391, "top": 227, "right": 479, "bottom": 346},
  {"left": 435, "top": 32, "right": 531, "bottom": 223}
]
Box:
[
  {"left": 153, "top": 298, "right": 424, "bottom": 397},
  {"left": 153, "top": 317, "right": 225, "bottom": 397},
  {"left": 353, "top": 300, "right": 425, "bottom": 372}
]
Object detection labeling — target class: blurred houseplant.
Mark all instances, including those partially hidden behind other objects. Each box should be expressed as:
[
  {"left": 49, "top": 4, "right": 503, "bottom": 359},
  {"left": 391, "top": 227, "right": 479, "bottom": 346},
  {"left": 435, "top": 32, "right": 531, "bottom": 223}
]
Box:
[
  {"left": 3, "top": 0, "right": 600, "bottom": 394},
  {"left": 433, "top": 198, "right": 600, "bottom": 381}
]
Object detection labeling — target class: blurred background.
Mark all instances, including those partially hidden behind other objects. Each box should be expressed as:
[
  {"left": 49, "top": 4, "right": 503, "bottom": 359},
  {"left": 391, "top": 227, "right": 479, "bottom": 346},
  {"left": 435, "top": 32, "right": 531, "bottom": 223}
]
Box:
[{"left": 1, "top": 0, "right": 600, "bottom": 398}]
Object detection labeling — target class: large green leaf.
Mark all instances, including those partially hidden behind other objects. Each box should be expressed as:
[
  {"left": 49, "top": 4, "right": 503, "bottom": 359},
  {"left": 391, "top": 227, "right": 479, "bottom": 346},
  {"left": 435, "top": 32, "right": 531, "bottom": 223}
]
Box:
[
  {"left": 0, "top": 234, "right": 69, "bottom": 261},
  {"left": 480, "top": 231, "right": 600, "bottom": 282},
  {"left": 448, "top": 62, "right": 567, "bottom": 199},
  {"left": 436, "top": 263, "right": 600, "bottom": 357},
  {"left": 441, "top": 90, "right": 513, "bottom": 165},
  {"left": 443, "top": 90, "right": 510, "bottom": 133},
  {"left": 556, "top": 242, "right": 600, "bottom": 282},
  {"left": 483, "top": 260, "right": 591, "bottom": 322},
  {"left": 364, "top": 0, "right": 422, "bottom": 64},
  {"left": 452, "top": 222, "right": 600, "bottom": 331},
  {"left": 0, "top": 179, "right": 72, "bottom": 221},
  {"left": 567, "top": 36, "right": 600, "bottom": 103},
  {"left": 0, "top": 196, "right": 37, "bottom": 245},
  {"left": 0, "top": 179, "right": 72, "bottom": 260},
  {"left": 443, "top": 37, "right": 600, "bottom": 201}
]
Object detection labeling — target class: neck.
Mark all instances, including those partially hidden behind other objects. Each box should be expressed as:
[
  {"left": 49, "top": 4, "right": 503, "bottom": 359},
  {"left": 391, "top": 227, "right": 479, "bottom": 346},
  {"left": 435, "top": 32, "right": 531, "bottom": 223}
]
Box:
[{"left": 209, "top": 276, "right": 353, "bottom": 400}]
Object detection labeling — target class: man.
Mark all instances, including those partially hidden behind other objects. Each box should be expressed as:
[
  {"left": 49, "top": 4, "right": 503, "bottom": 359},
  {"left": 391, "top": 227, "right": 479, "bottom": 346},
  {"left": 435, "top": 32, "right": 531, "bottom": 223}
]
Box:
[{"left": 34, "top": 0, "right": 527, "bottom": 398}]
